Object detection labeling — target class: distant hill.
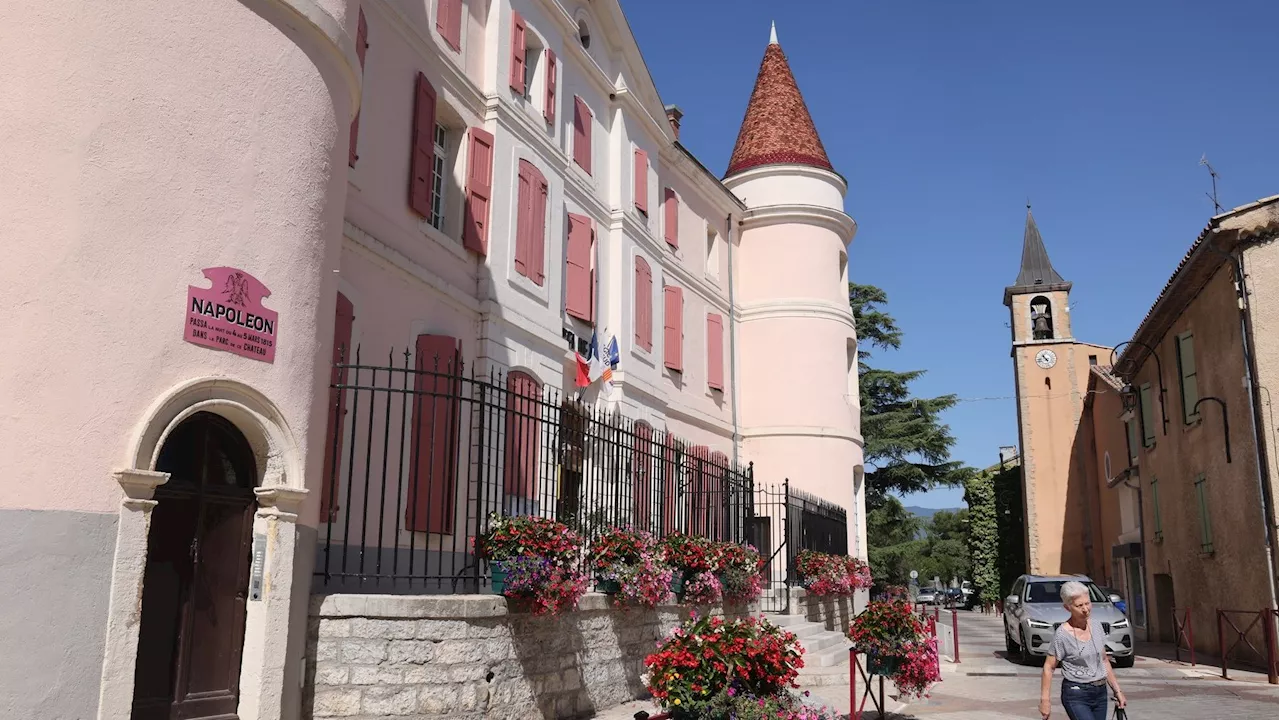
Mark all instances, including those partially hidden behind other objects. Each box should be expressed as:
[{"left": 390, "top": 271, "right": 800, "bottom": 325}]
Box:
[{"left": 904, "top": 506, "right": 965, "bottom": 522}]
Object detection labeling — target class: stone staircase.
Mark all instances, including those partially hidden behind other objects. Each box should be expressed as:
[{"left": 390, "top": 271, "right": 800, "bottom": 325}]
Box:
[{"left": 769, "top": 614, "right": 852, "bottom": 687}]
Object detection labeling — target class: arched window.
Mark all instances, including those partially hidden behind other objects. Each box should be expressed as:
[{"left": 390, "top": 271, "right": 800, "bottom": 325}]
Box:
[
  {"left": 1030, "top": 295, "right": 1054, "bottom": 340},
  {"left": 503, "top": 370, "right": 543, "bottom": 511},
  {"left": 632, "top": 422, "right": 653, "bottom": 531},
  {"left": 577, "top": 18, "right": 591, "bottom": 48}
]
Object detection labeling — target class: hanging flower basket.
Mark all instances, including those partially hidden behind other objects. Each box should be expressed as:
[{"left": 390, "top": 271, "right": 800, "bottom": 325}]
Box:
[
  {"left": 670, "top": 570, "right": 686, "bottom": 599},
  {"left": 595, "top": 578, "right": 622, "bottom": 594},
  {"left": 865, "top": 652, "right": 903, "bottom": 677}
]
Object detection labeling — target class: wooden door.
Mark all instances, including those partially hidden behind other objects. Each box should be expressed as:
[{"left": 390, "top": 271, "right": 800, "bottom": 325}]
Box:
[{"left": 132, "top": 412, "right": 257, "bottom": 720}]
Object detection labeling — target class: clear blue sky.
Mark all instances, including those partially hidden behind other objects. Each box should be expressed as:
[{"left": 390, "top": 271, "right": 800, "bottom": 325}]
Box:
[{"left": 622, "top": 0, "right": 1279, "bottom": 509}]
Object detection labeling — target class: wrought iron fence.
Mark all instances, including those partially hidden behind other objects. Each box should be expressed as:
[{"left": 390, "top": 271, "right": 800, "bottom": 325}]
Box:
[{"left": 313, "top": 345, "right": 848, "bottom": 599}]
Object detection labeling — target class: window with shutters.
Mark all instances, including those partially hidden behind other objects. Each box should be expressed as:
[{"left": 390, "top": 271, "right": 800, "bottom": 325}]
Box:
[
  {"left": 503, "top": 371, "right": 543, "bottom": 503},
  {"left": 406, "top": 334, "right": 462, "bottom": 534},
  {"left": 706, "top": 313, "right": 724, "bottom": 391},
  {"left": 634, "top": 256, "right": 653, "bottom": 352},
  {"left": 543, "top": 49, "right": 557, "bottom": 125},
  {"left": 514, "top": 159, "right": 548, "bottom": 286},
  {"left": 632, "top": 422, "right": 653, "bottom": 531},
  {"left": 509, "top": 11, "right": 527, "bottom": 95},
  {"left": 463, "top": 127, "right": 495, "bottom": 255},
  {"left": 705, "top": 224, "right": 719, "bottom": 278},
  {"left": 429, "top": 124, "right": 449, "bottom": 230},
  {"left": 320, "top": 293, "right": 356, "bottom": 522},
  {"left": 1194, "top": 474, "right": 1213, "bottom": 554},
  {"left": 686, "top": 445, "right": 710, "bottom": 536},
  {"left": 663, "top": 284, "right": 683, "bottom": 372},
  {"left": 663, "top": 188, "right": 679, "bottom": 248},
  {"left": 1150, "top": 477, "right": 1162, "bottom": 542},
  {"left": 522, "top": 33, "right": 544, "bottom": 102},
  {"left": 565, "top": 213, "right": 595, "bottom": 322},
  {"left": 1125, "top": 419, "right": 1139, "bottom": 465},
  {"left": 436, "top": 0, "right": 463, "bottom": 52},
  {"left": 1139, "top": 382, "right": 1155, "bottom": 448},
  {"left": 1176, "top": 332, "right": 1199, "bottom": 424},
  {"left": 409, "top": 73, "right": 439, "bottom": 220},
  {"left": 573, "top": 97, "right": 592, "bottom": 175}
]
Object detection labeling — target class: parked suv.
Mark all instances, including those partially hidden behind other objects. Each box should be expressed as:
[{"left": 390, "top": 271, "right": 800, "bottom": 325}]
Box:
[{"left": 1003, "top": 574, "right": 1134, "bottom": 668}]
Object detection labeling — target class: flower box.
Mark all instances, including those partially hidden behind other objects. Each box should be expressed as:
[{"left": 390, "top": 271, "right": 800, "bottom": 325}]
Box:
[
  {"left": 490, "top": 562, "right": 508, "bottom": 595},
  {"left": 595, "top": 578, "right": 622, "bottom": 594},
  {"left": 865, "top": 653, "right": 902, "bottom": 677}
]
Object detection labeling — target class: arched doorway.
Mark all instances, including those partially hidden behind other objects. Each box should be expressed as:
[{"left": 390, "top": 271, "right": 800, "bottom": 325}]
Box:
[{"left": 132, "top": 412, "right": 257, "bottom": 720}]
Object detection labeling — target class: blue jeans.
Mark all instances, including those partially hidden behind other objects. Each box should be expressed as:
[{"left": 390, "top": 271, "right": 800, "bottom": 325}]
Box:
[{"left": 1060, "top": 680, "right": 1108, "bottom": 720}]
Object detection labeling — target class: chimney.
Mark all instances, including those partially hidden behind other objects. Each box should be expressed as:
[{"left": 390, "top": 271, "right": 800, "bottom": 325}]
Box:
[{"left": 664, "top": 104, "right": 683, "bottom": 140}]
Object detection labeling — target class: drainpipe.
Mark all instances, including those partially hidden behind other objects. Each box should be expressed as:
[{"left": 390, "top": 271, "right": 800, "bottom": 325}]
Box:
[
  {"left": 726, "top": 213, "right": 741, "bottom": 468},
  {"left": 1209, "top": 234, "right": 1278, "bottom": 612}
]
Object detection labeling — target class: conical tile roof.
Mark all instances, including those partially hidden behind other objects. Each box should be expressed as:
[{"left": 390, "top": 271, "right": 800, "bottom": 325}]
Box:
[
  {"left": 1004, "top": 207, "right": 1071, "bottom": 304},
  {"left": 725, "top": 26, "right": 833, "bottom": 177}
]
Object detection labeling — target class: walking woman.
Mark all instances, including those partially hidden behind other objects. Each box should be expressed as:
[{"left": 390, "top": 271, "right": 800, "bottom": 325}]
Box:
[{"left": 1039, "top": 581, "right": 1127, "bottom": 719}]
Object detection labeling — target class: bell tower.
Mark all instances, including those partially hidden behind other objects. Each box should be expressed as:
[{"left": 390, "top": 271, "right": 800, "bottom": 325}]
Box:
[{"left": 1006, "top": 206, "right": 1097, "bottom": 576}]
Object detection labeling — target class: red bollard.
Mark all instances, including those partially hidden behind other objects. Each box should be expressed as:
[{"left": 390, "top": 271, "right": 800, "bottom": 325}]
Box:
[
  {"left": 849, "top": 647, "right": 857, "bottom": 720},
  {"left": 952, "top": 608, "right": 961, "bottom": 663}
]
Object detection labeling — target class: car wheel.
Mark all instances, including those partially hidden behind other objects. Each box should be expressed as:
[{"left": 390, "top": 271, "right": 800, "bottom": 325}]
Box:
[
  {"left": 1113, "top": 653, "right": 1135, "bottom": 669},
  {"left": 1019, "top": 630, "right": 1034, "bottom": 665},
  {"left": 1005, "top": 627, "right": 1018, "bottom": 656}
]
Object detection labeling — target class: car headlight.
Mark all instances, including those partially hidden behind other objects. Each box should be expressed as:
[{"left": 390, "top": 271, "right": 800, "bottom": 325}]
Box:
[
  {"left": 1111, "top": 619, "right": 1130, "bottom": 629},
  {"left": 1028, "top": 620, "right": 1052, "bottom": 629}
]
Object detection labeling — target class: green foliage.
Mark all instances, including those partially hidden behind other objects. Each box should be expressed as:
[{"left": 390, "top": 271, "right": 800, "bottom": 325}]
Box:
[
  {"left": 866, "top": 498, "right": 971, "bottom": 590},
  {"left": 850, "top": 283, "right": 971, "bottom": 505},
  {"left": 993, "top": 465, "right": 1027, "bottom": 596},
  {"left": 963, "top": 471, "right": 1001, "bottom": 604}
]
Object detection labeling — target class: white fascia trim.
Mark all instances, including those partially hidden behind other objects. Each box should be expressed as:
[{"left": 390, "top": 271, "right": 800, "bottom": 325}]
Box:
[
  {"left": 736, "top": 299, "right": 856, "bottom": 330},
  {"left": 372, "top": 0, "right": 487, "bottom": 116},
  {"left": 723, "top": 162, "right": 849, "bottom": 195},
  {"left": 611, "top": 86, "right": 675, "bottom": 149},
  {"left": 741, "top": 204, "right": 857, "bottom": 245},
  {"left": 657, "top": 142, "right": 745, "bottom": 218},
  {"left": 741, "top": 425, "right": 865, "bottom": 447},
  {"left": 342, "top": 221, "right": 481, "bottom": 315}
]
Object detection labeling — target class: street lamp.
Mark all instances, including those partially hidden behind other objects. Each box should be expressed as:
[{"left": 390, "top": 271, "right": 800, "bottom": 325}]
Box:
[
  {"left": 1110, "top": 340, "right": 1169, "bottom": 436},
  {"left": 1193, "top": 396, "right": 1232, "bottom": 464}
]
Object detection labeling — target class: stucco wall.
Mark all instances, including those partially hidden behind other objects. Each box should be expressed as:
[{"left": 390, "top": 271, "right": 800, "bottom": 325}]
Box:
[
  {"left": 1242, "top": 239, "right": 1279, "bottom": 540},
  {"left": 305, "top": 593, "right": 758, "bottom": 719}
]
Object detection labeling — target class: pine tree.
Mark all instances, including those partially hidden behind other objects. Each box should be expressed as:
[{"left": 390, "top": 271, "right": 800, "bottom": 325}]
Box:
[{"left": 849, "top": 283, "right": 972, "bottom": 508}]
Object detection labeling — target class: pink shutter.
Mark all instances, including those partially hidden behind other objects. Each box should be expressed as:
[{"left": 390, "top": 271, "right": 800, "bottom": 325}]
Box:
[
  {"left": 544, "top": 49, "right": 557, "bottom": 124},
  {"left": 707, "top": 313, "right": 724, "bottom": 390},
  {"left": 663, "top": 285, "right": 683, "bottom": 371},
  {"left": 503, "top": 371, "right": 542, "bottom": 499},
  {"left": 437, "top": 0, "right": 462, "bottom": 51},
  {"left": 686, "top": 445, "right": 710, "bottom": 535},
  {"left": 463, "top": 127, "right": 494, "bottom": 255},
  {"left": 663, "top": 187, "right": 678, "bottom": 247},
  {"left": 349, "top": 9, "right": 369, "bottom": 167},
  {"left": 634, "top": 149, "right": 648, "bottom": 213},
  {"left": 708, "top": 450, "right": 728, "bottom": 537},
  {"left": 531, "top": 171, "right": 548, "bottom": 285},
  {"left": 662, "top": 433, "right": 679, "bottom": 535},
  {"left": 509, "top": 11, "right": 526, "bottom": 94},
  {"left": 409, "top": 73, "right": 438, "bottom": 217},
  {"left": 634, "top": 257, "right": 652, "bottom": 351},
  {"left": 407, "top": 334, "right": 461, "bottom": 534},
  {"left": 632, "top": 423, "right": 653, "bottom": 530},
  {"left": 565, "top": 213, "right": 593, "bottom": 321},
  {"left": 573, "top": 97, "right": 592, "bottom": 174},
  {"left": 589, "top": 227, "right": 597, "bottom": 324},
  {"left": 320, "top": 293, "right": 355, "bottom": 521},
  {"left": 514, "top": 161, "right": 532, "bottom": 279}
]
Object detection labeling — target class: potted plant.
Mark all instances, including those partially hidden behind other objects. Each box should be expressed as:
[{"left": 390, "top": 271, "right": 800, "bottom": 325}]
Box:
[
  {"left": 660, "top": 533, "right": 720, "bottom": 599},
  {"left": 794, "top": 550, "right": 872, "bottom": 597},
  {"left": 717, "top": 542, "right": 766, "bottom": 603},
  {"left": 588, "top": 526, "right": 650, "bottom": 594},
  {"left": 846, "top": 598, "right": 940, "bottom": 697},
  {"left": 613, "top": 550, "right": 675, "bottom": 609},
  {"left": 476, "top": 514, "right": 588, "bottom": 615}
]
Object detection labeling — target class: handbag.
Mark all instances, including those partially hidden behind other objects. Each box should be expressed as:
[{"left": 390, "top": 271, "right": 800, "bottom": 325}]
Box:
[{"left": 1114, "top": 706, "right": 1128, "bottom": 720}]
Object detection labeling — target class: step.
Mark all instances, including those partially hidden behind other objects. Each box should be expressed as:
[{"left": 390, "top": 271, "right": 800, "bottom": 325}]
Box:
[
  {"left": 802, "top": 631, "right": 849, "bottom": 653},
  {"left": 794, "top": 663, "right": 849, "bottom": 686}
]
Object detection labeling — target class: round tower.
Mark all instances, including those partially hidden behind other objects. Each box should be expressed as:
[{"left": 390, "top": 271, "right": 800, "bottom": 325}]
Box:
[{"left": 724, "top": 25, "right": 865, "bottom": 558}]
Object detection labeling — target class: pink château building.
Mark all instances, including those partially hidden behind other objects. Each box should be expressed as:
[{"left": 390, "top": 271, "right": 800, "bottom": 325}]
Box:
[{"left": 0, "top": 2, "right": 863, "bottom": 718}]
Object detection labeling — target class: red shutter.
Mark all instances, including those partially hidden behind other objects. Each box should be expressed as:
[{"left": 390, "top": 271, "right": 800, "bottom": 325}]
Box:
[
  {"left": 531, "top": 170, "right": 548, "bottom": 285},
  {"left": 686, "top": 445, "right": 710, "bottom": 536},
  {"left": 408, "top": 72, "right": 437, "bottom": 218},
  {"left": 707, "top": 313, "right": 724, "bottom": 390},
  {"left": 320, "top": 293, "right": 355, "bottom": 521},
  {"left": 662, "top": 433, "right": 679, "bottom": 535},
  {"left": 349, "top": 9, "right": 369, "bottom": 167},
  {"left": 406, "top": 334, "right": 461, "bottom": 534},
  {"left": 708, "top": 451, "right": 728, "bottom": 538},
  {"left": 634, "top": 149, "right": 648, "bottom": 213},
  {"left": 509, "top": 11, "right": 526, "bottom": 94},
  {"left": 663, "top": 187, "right": 678, "bottom": 247},
  {"left": 463, "top": 127, "right": 494, "bottom": 255},
  {"left": 634, "top": 256, "right": 652, "bottom": 351},
  {"left": 437, "top": 0, "right": 462, "bottom": 51},
  {"left": 515, "top": 160, "right": 548, "bottom": 286},
  {"left": 514, "top": 160, "right": 532, "bottom": 279},
  {"left": 663, "top": 285, "right": 683, "bottom": 371},
  {"left": 503, "top": 371, "right": 542, "bottom": 499},
  {"left": 632, "top": 423, "right": 653, "bottom": 530},
  {"left": 544, "top": 49, "right": 557, "bottom": 124},
  {"left": 565, "top": 213, "right": 594, "bottom": 322},
  {"left": 573, "top": 97, "right": 592, "bottom": 174}
]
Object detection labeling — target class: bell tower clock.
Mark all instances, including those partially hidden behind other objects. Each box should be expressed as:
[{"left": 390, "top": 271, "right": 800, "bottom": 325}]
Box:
[{"left": 1004, "top": 206, "right": 1100, "bottom": 577}]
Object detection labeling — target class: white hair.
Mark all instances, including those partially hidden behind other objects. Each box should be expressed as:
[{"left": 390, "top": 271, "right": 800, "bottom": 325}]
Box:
[{"left": 1060, "top": 581, "right": 1089, "bottom": 603}]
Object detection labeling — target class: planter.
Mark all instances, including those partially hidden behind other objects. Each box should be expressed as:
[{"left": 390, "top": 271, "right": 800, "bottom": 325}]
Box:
[
  {"left": 595, "top": 578, "right": 621, "bottom": 594},
  {"left": 866, "top": 653, "right": 903, "bottom": 677},
  {"left": 490, "top": 562, "right": 508, "bottom": 594},
  {"left": 669, "top": 570, "right": 687, "bottom": 598}
]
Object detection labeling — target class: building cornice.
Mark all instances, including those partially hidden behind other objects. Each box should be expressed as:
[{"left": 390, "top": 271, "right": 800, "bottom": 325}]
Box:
[
  {"left": 736, "top": 298, "right": 856, "bottom": 331},
  {"left": 740, "top": 425, "right": 864, "bottom": 447},
  {"left": 723, "top": 162, "right": 848, "bottom": 195},
  {"left": 740, "top": 204, "right": 857, "bottom": 245}
]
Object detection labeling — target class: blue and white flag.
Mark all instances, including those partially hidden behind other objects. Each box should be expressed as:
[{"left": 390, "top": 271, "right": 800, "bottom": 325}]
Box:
[{"left": 605, "top": 335, "right": 620, "bottom": 367}]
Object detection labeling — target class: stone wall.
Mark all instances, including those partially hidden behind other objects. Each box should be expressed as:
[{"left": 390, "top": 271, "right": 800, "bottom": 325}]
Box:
[
  {"left": 783, "top": 588, "right": 865, "bottom": 633},
  {"left": 305, "top": 593, "right": 758, "bottom": 719}
]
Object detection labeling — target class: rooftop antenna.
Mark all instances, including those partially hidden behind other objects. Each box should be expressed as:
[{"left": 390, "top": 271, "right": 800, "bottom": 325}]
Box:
[{"left": 1199, "top": 155, "right": 1223, "bottom": 214}]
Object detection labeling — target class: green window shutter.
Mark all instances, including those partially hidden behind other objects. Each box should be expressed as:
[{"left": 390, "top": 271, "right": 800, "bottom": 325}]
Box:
[
  {"left": 1126, "top": 420, "right": 1139, "bottom": 465},
  {"left": 1140, "top": 383, "right": 1156, "bottom": 447},
  {"left": 1150, "top": 477, "right": 1162, "bottom": 540},
  {"left": 1194, "top": 474, "right": 1213, "bottom": 553},
  {"left": 1177, "top": 333, "right": 1199, "bottom": 424}
]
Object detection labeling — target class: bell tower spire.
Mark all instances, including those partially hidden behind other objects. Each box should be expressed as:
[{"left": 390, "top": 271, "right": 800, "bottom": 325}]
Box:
[{"left": 1005, "top": 206, "right": 1073, "bottom": 342}]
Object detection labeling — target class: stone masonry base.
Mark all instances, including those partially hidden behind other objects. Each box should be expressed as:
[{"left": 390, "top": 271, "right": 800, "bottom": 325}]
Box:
[{"left": 304, "top": 593, "right": 759, "bottom": 720}]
